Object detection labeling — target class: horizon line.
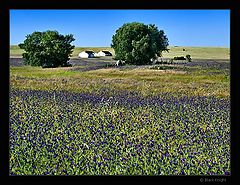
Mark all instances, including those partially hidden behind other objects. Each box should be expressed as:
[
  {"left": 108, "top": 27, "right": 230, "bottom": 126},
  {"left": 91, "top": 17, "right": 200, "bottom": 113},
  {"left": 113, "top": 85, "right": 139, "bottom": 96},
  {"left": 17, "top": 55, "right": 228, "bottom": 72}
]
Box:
[{"left": 10, "top": 44, "right": 230, "bottom": 48}]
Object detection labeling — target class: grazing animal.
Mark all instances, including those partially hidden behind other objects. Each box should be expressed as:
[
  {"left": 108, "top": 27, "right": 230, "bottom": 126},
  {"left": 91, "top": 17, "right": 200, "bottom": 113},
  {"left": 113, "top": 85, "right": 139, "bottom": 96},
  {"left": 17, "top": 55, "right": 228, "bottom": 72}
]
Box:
[
  {"left": 116, "top": 60, "right": 121, "bottom": 66},
  {"left": 116, "top": 60, "right": 125, "bottom": 66}
]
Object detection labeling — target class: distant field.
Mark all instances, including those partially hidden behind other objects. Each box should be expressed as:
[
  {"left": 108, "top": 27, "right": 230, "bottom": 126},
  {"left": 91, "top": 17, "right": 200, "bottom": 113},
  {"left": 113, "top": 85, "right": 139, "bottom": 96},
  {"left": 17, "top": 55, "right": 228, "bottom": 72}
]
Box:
[
  {"left": 162, "top": 46, "right": 230, "bottom": 60},
  {"left": 10, "top": 45, "right": 230, "bottom": 60},
  {"left": 10, "top": 45, "right": 115, "bottom": 58},
  {"left": 10, "top": 45, "right": 24, "bottom": 57}
]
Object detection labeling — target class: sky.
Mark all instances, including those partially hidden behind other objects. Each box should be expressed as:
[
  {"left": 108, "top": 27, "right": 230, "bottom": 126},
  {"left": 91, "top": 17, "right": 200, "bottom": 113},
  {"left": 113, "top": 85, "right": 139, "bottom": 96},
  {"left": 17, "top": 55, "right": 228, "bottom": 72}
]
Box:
[{"left": 10, "top": 10, "right": 230, "bottom": 47}]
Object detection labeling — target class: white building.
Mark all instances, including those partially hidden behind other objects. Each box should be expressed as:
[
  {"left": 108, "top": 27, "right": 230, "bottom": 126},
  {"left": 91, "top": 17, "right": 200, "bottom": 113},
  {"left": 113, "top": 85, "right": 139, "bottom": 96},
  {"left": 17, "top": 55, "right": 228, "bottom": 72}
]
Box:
[
  {"left": 78, "top": 51, "right": 95, "bottom": 58},
  {"left": 97, "top": 50, "right": 112, "bottom": 57}
]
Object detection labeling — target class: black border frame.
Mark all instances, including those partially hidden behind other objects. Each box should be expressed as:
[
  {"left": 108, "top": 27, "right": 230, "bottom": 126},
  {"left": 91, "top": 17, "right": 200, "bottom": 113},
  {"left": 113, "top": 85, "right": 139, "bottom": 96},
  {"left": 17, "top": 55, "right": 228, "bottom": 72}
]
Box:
[{"left": 1, "top": 0, "right": 239, "bottom": 184}]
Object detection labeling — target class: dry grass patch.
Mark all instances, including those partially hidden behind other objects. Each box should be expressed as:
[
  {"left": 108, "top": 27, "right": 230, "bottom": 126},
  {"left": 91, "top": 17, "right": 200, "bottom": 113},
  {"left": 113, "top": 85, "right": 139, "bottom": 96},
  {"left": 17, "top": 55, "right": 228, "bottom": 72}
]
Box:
[
  {"left": 135, "top": 69, "right": 187, "bottom": 75},
  {"left": 86, "top": 68, "right": 186, "bottom": 78}
]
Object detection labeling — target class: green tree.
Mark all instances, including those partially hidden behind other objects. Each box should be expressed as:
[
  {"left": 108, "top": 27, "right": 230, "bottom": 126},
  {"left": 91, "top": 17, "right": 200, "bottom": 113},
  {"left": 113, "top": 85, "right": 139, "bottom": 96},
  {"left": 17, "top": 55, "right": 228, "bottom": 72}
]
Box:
[
  {"left": 111, "top": 22, "right": 169, "bottom": 65},
  {"left": 19, "top": 30, "right": 75, "bottom": 68}
]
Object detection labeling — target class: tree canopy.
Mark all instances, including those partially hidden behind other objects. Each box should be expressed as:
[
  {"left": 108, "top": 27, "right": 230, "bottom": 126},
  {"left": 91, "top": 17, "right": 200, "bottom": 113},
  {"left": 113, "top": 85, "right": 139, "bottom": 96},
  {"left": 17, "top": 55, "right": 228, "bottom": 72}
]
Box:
[
  {"left": 19, "top": 30, "right": 75, "bottom": 68},
  {"left": 111, "top": 22, "right": 169, "bottom": 65}
]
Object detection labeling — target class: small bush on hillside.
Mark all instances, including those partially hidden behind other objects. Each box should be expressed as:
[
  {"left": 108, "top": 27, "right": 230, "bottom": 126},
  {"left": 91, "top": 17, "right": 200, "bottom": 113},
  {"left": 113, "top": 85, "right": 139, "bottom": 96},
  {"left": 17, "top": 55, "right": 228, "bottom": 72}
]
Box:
[
  {"left": 186, "top": 54, "right": 192, "bottom": 62},
  {"left": 169, "top": 59, "right": 174, "bottom": 64},
  {"left": 173, "top": 56, "right": 186, "bottom": 60},
  {"left": 19, "top": 30, "right": 75, "bottom": 68},
  {"left": 149, "top": 65, "right": 176, "bottom": 70}
]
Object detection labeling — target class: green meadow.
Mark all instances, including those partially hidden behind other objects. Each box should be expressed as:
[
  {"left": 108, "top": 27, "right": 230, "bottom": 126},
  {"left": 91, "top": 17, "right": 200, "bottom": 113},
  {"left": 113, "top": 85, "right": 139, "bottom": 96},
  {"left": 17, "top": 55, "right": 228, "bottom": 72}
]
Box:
[
  {"left": 9, "top": 46, "right": 230, "bottom": 175},
  {"left": 10, "top": 64, "right": 229, "bottom": 99},
  {"left": 10, "top": 45, "right": 230, "bottom": 98}
]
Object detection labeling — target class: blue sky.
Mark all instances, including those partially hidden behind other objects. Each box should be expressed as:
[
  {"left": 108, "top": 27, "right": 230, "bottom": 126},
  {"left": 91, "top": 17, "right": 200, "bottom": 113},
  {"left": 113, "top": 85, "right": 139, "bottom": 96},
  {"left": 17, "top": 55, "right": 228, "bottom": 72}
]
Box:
[{"left": 10, "top": 10, "right": 230, "bottom": 47}]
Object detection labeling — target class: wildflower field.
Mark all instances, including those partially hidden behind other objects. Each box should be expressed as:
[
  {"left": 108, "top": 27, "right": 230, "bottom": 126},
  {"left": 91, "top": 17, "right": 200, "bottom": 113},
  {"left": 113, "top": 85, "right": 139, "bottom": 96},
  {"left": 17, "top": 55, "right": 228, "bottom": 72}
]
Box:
[{"left": 9, "top": 52, "right": 230, "bottom": 175}]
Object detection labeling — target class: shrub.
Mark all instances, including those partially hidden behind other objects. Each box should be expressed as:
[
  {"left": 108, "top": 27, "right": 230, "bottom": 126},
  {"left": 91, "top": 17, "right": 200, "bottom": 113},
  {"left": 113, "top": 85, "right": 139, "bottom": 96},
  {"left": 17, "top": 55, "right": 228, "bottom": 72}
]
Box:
[
  {"left": 186, "top": 54, "right": 192, "bottom": 62},
  {"left": 149, "top": 65, "right": 176, "bottom": 70},
  {"left": 111, "top": 22, "right": 169, "bottom": 65},
  {"left": 173, "top": 56, "right": 186, "bottom": 60},
  {"left": 169, "top": 59, "right": 174, "bottom": 64},
  {"left": 18, "top": 30, "right": 75, "bottom": 68}
]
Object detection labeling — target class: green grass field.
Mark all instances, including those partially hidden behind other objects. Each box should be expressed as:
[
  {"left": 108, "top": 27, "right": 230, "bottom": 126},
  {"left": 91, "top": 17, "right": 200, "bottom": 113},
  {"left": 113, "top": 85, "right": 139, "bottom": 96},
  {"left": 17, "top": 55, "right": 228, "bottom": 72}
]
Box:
[
  {"left": 10, "top": 64, "right": 230, "bottom": 98},
  {"left": 9, "top": 46, "right": 230, "bottom": 175},
  {"left": 10, "top": 45, "right": 24, "bottom": 57},
  {"left": 10, "top": 45, "right": 230, "bottom": 59},
  {"left": 162, "top": 46, "right": 230, "bottom": 60}
]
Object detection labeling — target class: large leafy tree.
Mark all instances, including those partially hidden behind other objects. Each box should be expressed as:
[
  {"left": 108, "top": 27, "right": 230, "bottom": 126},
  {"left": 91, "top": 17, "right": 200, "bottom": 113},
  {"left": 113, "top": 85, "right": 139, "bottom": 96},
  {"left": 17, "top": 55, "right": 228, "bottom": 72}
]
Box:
[
  {"left": 111, "top": 22, "right": 169, "bottom": 65},
  {"left": 19, "top": 30, "right": 75, "bottom": 68}
]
